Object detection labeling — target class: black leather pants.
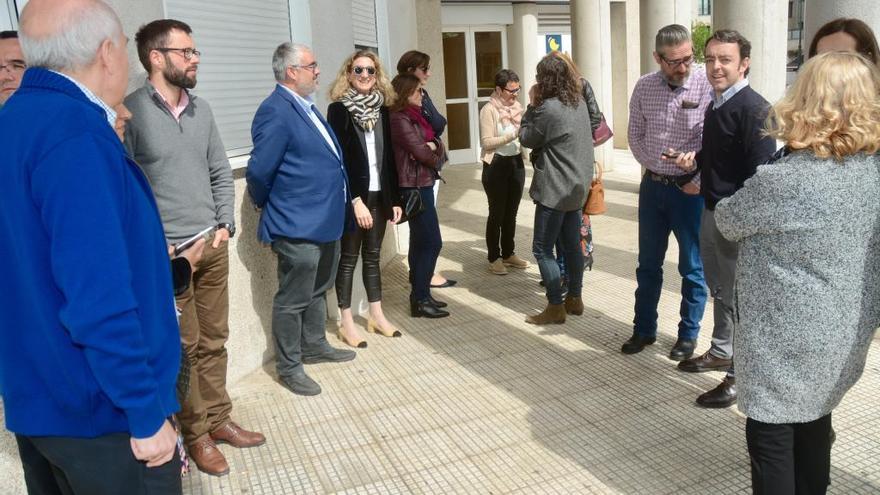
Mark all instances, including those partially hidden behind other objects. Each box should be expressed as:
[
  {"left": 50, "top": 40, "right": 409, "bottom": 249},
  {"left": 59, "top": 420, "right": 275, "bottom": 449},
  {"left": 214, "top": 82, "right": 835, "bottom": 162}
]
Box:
[{"left": 336, "top": 192, "right": 388, "bottom": 309}]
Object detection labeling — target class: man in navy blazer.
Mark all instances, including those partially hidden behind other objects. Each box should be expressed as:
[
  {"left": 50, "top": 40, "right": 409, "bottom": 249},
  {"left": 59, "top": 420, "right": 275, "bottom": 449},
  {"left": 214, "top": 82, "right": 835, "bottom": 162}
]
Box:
[{"left": 246, "top": 42, "right": 356, "bottom": 396}]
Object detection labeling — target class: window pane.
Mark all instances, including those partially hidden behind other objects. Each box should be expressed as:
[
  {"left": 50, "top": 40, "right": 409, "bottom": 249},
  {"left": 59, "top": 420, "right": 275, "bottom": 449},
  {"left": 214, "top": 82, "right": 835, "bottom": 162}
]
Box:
[
  {"left": 474, "top": 31, "right": 502, "bottom": 98},
  {"left": 443, "top": 32, "right": 468, "bottom": 100},
  {"left": 446, "top": 103, "right": 470, "bottom": 151}
]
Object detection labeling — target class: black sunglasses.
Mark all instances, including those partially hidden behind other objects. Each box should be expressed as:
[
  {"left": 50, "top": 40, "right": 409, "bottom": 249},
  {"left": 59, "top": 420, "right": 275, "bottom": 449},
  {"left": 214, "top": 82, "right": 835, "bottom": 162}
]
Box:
[{"left": 352, "top": 66, "right": 376, "bottom": 76}]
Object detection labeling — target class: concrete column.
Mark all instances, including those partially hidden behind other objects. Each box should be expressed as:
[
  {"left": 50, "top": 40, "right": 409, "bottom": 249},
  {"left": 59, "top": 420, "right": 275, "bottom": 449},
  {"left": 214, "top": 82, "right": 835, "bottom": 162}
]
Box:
[
  {"left": 508, "top": 2, "right": 539, "bottom": 108},
  {"left": 713, "top": 0, "right": 788, "bottom": 104},
  {"left": 804, "top": 0, "right": 880, "bottom": 53},
  {"left": 639, "top": 0, "right": 692, "bottom": 75},
  {"left": 571, "top": 0, "right": 612, "bottom": 169},
  {"left": 415, "top": 0, "right": 446, "bottom": 130}
]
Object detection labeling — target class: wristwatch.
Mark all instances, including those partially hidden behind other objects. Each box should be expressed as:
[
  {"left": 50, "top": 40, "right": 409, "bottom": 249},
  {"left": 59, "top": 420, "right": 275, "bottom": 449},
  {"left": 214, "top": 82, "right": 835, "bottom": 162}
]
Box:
[{"left": 217, "top": 223, "right": 235, "bottom": 238}]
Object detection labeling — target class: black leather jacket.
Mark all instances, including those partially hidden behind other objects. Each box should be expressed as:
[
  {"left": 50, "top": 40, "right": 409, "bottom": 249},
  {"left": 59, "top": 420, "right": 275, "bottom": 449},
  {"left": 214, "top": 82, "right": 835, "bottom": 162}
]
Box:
[{"left": 581, "top": 78, "right": 603, "bottom": 133}]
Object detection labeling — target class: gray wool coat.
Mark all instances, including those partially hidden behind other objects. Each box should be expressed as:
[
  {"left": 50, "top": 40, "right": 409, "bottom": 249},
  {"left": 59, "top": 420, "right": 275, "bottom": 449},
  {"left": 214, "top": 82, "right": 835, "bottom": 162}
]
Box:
[
  {"left": 715, "top": 150, "right": 880, "bottom": 424},
  {"left": 519, "top": 97, "right": 594, "bottom": 211}
]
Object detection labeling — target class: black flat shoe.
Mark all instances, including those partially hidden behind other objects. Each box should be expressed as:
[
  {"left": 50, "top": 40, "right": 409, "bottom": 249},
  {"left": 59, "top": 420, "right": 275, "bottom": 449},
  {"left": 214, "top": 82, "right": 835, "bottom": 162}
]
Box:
[
  {"left": 427, "top": 295, "right": 448, "bottom": 308},
  {"left": 430, "top": 279, "right": 457, "bottom": 288},
  {"left": 410, "top": 299, "right": 450, "bottom": 318}
]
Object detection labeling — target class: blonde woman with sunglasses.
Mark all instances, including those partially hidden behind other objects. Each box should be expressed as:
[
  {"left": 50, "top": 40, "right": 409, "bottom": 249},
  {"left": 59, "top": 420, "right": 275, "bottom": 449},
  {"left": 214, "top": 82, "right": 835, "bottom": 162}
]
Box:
[{"left": 327, "top": 50, "right": 403, "bottom": 347}]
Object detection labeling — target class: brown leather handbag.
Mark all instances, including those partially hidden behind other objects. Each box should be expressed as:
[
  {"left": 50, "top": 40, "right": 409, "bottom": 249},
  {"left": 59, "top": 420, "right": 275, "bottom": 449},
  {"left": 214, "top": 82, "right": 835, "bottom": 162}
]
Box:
[{"left": 584, "top": 161, "right": 606, "bottom": 215}]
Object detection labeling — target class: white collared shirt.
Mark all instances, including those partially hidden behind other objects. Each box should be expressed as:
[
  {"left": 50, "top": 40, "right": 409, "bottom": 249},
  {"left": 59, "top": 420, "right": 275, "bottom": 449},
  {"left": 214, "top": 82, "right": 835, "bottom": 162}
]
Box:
[
  {"left": 278, "top": 84, "right": 339, "bottom": 158},
  {"left": 713, "top": 78, "right": 749, "bottom": 109}
]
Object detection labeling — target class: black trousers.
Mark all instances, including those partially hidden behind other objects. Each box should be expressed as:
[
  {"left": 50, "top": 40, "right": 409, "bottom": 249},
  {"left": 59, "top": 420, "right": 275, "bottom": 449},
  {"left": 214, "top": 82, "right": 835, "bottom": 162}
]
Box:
[
  {"left": 746, "top": 414, "right": 832, "bottom": 495},
  {"left": 481, "top": 154, "right": 525, "bottom": 262},
  {"left": 336, "top": 191, "right": 388, "bottom": 309},
  {"left": 16, "top": 433, "right": 182, "bottom": 495}
]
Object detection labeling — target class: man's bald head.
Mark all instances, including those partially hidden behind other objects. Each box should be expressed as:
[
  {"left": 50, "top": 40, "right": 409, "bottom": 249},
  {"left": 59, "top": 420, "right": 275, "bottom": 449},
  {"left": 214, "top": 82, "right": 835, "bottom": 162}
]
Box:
[{"left": 19, "top": 0, "right": 122, "bottom": 72}]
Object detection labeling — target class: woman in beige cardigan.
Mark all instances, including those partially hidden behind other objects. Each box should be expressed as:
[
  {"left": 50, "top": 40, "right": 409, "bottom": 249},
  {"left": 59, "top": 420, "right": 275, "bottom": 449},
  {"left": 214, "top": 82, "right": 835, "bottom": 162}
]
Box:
[{"left": 480, "top": 69, "right": 530, "bottom": 275}]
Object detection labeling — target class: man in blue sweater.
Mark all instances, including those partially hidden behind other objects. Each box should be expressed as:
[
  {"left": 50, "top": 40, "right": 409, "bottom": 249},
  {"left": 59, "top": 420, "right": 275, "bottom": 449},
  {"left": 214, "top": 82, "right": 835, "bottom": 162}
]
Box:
[{"left": 0, "top": 0, "right": 181, "bottom": 492}]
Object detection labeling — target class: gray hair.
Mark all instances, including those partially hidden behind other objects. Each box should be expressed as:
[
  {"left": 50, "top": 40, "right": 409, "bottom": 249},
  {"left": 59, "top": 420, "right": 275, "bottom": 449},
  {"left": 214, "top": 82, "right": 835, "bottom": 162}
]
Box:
[
  {"left": 272, "top": 42, "right": 311, "bottom": 82},
  {"left": 655, "top": 24, "right": 691, "bottom": 53},
  {"left": 19, "top": 0, "right": 122, "bottom": 71}
]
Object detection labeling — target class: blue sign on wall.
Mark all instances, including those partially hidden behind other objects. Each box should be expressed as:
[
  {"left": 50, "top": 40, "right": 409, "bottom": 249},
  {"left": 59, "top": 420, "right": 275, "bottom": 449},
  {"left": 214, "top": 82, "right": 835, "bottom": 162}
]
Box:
[{"left": 546, "top": 34, "right": 562, "bottom": 53}]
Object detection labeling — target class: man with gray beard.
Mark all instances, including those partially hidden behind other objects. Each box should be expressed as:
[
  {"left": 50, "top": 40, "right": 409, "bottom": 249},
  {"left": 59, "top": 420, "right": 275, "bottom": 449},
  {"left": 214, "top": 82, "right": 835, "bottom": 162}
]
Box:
[{"left": 124, "top": 19, "right": 264, "bottom": 477}]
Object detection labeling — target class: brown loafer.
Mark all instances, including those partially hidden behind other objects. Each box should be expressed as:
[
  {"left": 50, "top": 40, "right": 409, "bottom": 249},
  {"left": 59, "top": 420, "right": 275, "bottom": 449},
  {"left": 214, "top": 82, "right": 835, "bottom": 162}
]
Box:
[
  {"left": 678, "top": 350, "right": 733, "bottom": 373},
  {"left": 210, "top": 421, "right": 266, "bottom": 448},
  {"left": 189, "top": 437, "right": 229, "bottom": 476}
]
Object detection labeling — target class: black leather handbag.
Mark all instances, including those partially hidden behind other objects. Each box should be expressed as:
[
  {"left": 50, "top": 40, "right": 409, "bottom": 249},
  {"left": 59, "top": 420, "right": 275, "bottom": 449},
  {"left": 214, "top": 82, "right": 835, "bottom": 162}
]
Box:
[{"left": 399, "top": 162, "right": 425, "bottom": 223}]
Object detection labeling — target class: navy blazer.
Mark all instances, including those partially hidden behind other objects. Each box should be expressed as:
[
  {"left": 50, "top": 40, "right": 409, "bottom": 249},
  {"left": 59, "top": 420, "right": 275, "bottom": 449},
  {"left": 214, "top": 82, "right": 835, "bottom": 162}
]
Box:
[{"left": 246, "top": 85, "right": 350, "bottom": 243}]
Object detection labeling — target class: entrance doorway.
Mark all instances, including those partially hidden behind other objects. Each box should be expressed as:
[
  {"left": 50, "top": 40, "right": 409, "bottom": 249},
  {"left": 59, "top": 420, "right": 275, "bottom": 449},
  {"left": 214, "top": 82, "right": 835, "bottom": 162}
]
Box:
[{"left": 442, "top": 27, "right": 506, "bottom": 164}]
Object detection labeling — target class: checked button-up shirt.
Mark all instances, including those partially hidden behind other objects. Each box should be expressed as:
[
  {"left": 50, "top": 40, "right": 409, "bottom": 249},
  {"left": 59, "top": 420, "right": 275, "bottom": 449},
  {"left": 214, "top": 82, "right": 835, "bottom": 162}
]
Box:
[{"left": 628, "top": 67, "right": 712, "bottom": 186}]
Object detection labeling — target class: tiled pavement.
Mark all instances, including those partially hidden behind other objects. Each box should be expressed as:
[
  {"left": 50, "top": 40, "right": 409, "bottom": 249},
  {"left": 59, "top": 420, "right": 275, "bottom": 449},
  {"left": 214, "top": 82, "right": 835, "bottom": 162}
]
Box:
[{"left": 171, "top": 151, "right": 879, "bottom": 493}]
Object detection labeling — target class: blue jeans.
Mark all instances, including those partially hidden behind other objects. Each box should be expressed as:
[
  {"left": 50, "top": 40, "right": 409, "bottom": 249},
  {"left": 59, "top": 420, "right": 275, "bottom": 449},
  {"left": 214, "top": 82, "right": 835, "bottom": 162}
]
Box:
[
  {"left": 533, "top": 204, "right": 583, "bottom": 305},
  {"left": 405, "top": 186, "right": 442, "bottom": 301},
  {"left": 633, "top": 176, "right": 706, "bottom": 340}
]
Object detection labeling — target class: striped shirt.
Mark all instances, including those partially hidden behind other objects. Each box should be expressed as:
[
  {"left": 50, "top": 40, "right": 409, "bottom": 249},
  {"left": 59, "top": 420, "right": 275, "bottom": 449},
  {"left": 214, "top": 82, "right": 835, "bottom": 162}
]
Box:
[
  {"left": 54, "top": 71, "right": 116, "bottom": 128},
  {"left": 628, "top": 67, "right": 712, "bottom": 184}
]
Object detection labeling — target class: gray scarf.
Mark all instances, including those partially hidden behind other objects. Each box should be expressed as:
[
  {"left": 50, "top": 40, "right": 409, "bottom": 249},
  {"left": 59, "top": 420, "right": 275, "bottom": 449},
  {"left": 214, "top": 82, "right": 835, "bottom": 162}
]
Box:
[{"left": 340, "top": 88, "right": 384, "bottom": 131}]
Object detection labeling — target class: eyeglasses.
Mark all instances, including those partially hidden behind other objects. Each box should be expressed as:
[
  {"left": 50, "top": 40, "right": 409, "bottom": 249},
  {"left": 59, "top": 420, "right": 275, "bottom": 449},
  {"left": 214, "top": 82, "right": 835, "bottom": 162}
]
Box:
[
  {"left": 352, "top": 66, "right": 376, "bottom": 76},
  {"left": 292, "top": 62, "right": 319, "bottom": 73},
  {"left": 660, "top": 54, "right": 694, "bottom": 68},
  {"left": 0, "top": 60, "right": 26, "bottom": 74},
  {"left": 502, "top": 86, "right": 520, "bottom": 95},
  {"left": 156, "top": 47, "right": 201, "bottom": 61},
  {"left": 418, "top": 65, "right": 430, "bottom": 72}
]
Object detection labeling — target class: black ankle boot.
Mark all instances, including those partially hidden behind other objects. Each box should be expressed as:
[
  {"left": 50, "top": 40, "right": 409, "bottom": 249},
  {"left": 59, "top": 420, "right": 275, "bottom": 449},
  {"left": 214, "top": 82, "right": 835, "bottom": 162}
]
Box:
[
  {"left": 410, "top": 298, "right": 450, "bottom": 318},
  {"left": 427, "top": 295, "right": 447, "bottom": 308}
]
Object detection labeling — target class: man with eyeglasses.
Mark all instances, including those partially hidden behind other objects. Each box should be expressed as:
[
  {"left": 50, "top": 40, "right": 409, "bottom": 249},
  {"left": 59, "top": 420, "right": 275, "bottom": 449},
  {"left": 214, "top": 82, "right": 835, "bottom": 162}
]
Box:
[
  {"left": 246, "top": 42, "right": 356, "bottom": 398},
  {"left": 622, "top": 24, "right": 712, "bottom": 363},
  {"left": 124, "top": 19, "right": 265, "bottom": 477},
  {"left": 0, "top": 30, "right": 25, "bottom": 106}
]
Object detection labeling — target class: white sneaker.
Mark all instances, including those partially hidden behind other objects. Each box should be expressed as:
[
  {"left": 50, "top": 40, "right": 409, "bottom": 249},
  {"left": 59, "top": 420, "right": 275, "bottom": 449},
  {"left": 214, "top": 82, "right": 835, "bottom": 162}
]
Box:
[{"left": 488, "top": 259, "right": 508, "bottom": 275}]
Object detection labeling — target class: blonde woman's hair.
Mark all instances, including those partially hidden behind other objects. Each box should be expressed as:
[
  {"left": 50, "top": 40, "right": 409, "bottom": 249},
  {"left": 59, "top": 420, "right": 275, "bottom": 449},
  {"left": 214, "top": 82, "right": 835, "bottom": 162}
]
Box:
[
  {"left": 767, "top": 51, "right": 880, "bottom": 160},
  {"left": 328, "top": 50, "right": 396, "bottom": 106}
]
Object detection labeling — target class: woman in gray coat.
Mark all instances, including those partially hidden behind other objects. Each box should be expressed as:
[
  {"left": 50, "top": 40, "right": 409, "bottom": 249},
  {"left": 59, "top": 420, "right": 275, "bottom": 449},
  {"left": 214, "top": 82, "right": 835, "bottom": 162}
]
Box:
[
  {"left": 714, "top": 52, "right": 880, "bottom": 494},
  {"left": 519, "top": 54, "right": 593, "bottom": 325}
]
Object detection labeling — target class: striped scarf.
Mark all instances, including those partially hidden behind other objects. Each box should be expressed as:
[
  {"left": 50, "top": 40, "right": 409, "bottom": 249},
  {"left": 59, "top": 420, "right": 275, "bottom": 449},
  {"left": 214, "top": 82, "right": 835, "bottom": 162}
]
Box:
[{"left": 340, "top": 87, "right": 384, "bottom": 131}]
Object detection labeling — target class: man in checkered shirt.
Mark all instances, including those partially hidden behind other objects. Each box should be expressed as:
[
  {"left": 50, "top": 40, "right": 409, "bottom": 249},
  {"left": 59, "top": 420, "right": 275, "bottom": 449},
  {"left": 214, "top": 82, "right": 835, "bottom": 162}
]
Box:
[{"left": 620, "top": 24, "right": 712, "bottom": 361}]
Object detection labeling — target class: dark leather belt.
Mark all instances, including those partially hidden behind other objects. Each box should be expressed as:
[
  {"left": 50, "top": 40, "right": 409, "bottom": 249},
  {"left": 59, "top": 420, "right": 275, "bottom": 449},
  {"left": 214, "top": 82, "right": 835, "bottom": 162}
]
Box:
[{"left": 646, "top": 170, "right": 684, "bottom": 187}]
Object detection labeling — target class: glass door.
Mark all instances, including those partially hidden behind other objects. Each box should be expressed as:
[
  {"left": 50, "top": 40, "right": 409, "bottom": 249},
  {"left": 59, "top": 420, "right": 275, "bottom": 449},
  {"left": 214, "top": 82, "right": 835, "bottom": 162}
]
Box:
[{"left": 442, "top": 27, "right": 506, "bottom": 164}]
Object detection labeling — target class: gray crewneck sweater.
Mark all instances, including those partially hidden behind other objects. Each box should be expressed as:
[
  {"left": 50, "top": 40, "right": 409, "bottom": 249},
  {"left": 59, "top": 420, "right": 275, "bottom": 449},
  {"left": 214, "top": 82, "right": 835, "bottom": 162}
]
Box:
[{"left": 124, "top": 80, "right": 234, "bottom": 244}]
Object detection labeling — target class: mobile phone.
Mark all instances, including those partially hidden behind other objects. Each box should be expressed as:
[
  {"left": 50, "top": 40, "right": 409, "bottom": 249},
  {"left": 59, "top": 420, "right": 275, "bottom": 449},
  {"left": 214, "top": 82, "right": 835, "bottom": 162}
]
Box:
[
  {"left": 661, "top": 149, "right": 681, "bottom": 159},
  {"left": 173, "top": 226, "right": 216, "bottom": 257}
]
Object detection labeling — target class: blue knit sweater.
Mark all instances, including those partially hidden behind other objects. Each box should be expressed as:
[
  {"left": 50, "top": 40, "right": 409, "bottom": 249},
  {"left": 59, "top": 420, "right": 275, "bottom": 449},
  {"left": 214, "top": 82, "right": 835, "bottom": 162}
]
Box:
[{"left": 0, "top": 68, "right": 180, "bottom": 438}]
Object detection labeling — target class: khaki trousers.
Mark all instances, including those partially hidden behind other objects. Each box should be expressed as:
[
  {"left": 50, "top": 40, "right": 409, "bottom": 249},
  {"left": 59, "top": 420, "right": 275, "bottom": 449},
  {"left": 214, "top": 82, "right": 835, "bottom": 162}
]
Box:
[{"left": 176, "top": 241, "right": 232, "bottom": 445}]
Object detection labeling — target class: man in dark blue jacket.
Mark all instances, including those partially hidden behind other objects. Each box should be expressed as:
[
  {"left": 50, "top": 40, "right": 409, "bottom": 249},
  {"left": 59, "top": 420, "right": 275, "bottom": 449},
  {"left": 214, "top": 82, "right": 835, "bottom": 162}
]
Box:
[
  {"left": 0, "top": 0, "right": 182, "bottom": 493},
  {"left": 247, "top": 42, "right": 356, "bottom": 397}
]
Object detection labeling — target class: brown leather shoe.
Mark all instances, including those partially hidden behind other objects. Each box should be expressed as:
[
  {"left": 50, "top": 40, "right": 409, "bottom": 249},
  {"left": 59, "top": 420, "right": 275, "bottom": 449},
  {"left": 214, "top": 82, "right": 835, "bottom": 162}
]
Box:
[
  {"left": 678, "top": 350, "right": 733, "bottom": 372},
  {"left": 525, "top": 303, "right": 566, "bottom": 325},
  {"left": 210, "top": 421, "right": 266, "bottom": 448},
  {"left": 696, "top": 377, "right": 737, "bottom": 408},
  {"left": 564, "top": 296, "right": 584, "bottom": 315},
  {"left": 189, "top": 437, "right": 229, "bottom": 476}
]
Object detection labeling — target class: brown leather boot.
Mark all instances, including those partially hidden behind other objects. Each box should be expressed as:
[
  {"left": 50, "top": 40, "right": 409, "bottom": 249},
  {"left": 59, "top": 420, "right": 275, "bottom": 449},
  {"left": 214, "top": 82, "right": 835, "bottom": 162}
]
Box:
[
  {"left": 189, "top": 437, "right": 230, "bottom": 476},
  {"left": 525, "top": 303, "right": 566, "bottom": 325},
  {"left": 210, "top": 421, "right": 266, "bottom": 448},
  {"left": 564, "top": 296, "right": 584, "bottom": 315}
]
